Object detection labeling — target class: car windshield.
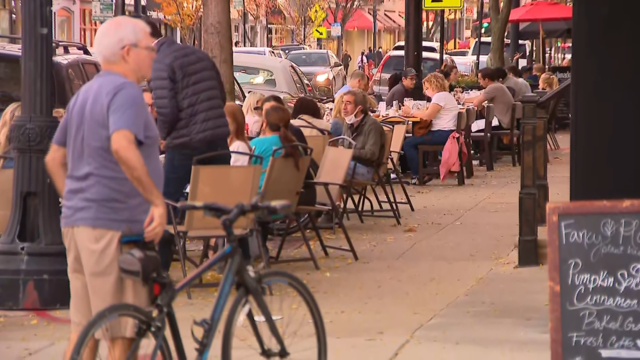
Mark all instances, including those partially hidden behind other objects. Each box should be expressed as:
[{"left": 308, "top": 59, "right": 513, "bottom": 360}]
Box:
[
  {"left": 233, "top": 66, "right": 277, "bottom": 88},
  {"left": 287, "top": 53, "right": 330, "bottom": 67},
  {"left": 281, "top": 46, "right": 305, "bottom": 54},
  {"left": 381, "top": 56, "right": 440, "bottom": 76}
]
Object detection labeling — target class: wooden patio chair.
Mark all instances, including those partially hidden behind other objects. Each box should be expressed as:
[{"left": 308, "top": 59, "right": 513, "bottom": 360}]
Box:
[
  {"left": 470, "top": 104, "right": 496, "bottom": 171},
  {"left": 298, "top": 137, "right": 359, "bottom": 261},
  {"left": 347, "top": 126, "right": 402, "bottom": 225},
  {"left": 166, "top": 150, "right": 262, "bottom": 299},
  {"left": 463, "top": 107, "right": 476, "bottom": 179},
  {"left": 417, "top": 111, "right": 467, "bottom": 185},
  {"left": 261, "top": 144, "right": 316, "bottom": 268},
  {"left": 491, "top": 102, "right": 523, "bottom": 167}
]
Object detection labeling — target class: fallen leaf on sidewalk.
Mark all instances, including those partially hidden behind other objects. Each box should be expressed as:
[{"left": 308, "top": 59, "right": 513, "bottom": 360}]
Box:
[
  {"left": 30, "top": 319, "right": 37, "bottom": 325},
  {"left": 325, "top": 272, "right": 331, "bottom": 277},
  {"left": 387, "top": 237, "right": 394, "bottom": 242},
  {"left": 404, "top": 225, "right": 418, "bottom": 232}
]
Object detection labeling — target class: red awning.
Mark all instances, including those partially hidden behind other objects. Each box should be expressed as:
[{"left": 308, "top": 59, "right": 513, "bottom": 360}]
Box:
[
  {"left": 324, "top": 9, "right": 376, "bottom": 31},
  {"left": 384, "top": 11, "right": 405, "bottom": 29},
  {"left": 509, "top": 1, "right": 572, "bottom": 23},
  {"left": 366, "top": 10, "right": 395, "bottom": 29}
]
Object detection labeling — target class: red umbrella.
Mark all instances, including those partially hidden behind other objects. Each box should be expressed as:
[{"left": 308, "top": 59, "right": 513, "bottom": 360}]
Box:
[
  {"left": 508, "top": 1, "right": 573, "bottom": 23},
  {"left": 508, "top": 1, "right": 573, "bottom": 63}
]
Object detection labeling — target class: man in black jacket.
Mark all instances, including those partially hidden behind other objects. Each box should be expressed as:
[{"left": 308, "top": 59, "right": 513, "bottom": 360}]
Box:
[{"left": 144, "top": 18, "right": 231, "bottom": 271}]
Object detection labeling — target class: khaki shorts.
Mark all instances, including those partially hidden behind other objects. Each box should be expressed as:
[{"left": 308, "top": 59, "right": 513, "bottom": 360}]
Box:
[{"left": 63, "top": 226, "right": 149, "bottom": 338}]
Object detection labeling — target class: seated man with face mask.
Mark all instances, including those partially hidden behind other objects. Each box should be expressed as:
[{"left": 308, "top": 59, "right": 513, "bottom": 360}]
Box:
[{"left": 339, "top": 89, "right": 386, "bottom": 181}]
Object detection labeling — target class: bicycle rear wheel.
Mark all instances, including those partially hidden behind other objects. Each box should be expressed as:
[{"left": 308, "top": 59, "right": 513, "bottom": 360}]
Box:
[
  {"left": 222, "top": 270, "right": 327, "bottom": 359},
  {"left": 70, "top": 303, "right": 172, "bottom": 360}
]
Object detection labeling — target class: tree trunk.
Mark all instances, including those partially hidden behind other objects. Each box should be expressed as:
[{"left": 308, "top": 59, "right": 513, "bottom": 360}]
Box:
[
  {"left": 203, "top": 0, "right": 235, "bottom": 102},
  {"left": 487, "top": 0, "right": 513, "bottom": 68}
]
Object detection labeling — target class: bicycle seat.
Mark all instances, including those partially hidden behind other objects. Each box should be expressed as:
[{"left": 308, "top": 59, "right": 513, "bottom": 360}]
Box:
[{"left": 118, "top": 243, "right": 162, "bottom": 283}]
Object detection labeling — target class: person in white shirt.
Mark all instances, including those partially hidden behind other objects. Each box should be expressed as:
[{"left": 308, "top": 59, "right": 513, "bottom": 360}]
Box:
[
  {"left": 224, "top": 103, "right": 251, "bottom": 166},
  {"left": 401, "top": 72, "right": 458, "bottom": 184},
  {"left": 242, "top": 92, "right": 265, "bottom": 138},
  {"left": 357, "top": 51, "right": 367, "bottom": 71}
]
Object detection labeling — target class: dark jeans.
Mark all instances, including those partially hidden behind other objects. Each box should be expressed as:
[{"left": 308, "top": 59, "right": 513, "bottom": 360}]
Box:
[
  {"left": 158, "top": 142, "right": 231, "bottom": 272},
  {"left": 402, "top": 130, "right": 453, "bottom": 176}
]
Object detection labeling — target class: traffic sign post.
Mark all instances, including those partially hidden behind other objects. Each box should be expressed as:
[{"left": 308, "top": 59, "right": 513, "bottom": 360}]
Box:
[
  {"left": 309, "top": 3, "right": 326, "bottom": 25},
  {"left": 313, "top": 26, "right": 327, "bottom": 39},
  {"left": 331, "top": 23, "right": 341, "bottom": 37},
  {"left": 423, "top": 0, "right": 463, "bottom": 10}
]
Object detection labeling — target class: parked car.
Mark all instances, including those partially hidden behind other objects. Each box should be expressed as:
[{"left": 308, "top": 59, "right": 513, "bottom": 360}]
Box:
[
  {"left": 273, "top": 44, "right": 310, "bottom": 55},
  {"left": 390, "top": 41, "right": 440, "bottom": 53},
  {"left": 371, "top": 50, "right": 455, "bottom": 101},
  {"left": 286, "top": 50, "right": 346, "bottom": 97},
  {"left": 273, "top": 50, "right": 286, "bottom": 59},
  {"left": 233, "top": 47, "right": 278, "bottom": 57},
  {"left": 0, "top": 36, "right": 100, "bottom": 112},
  {"left": 233, "top": 53, "right": 317, "bottom": 107},
  {"left": 465, "top": 37, "right": 531, "bottom": 70}
]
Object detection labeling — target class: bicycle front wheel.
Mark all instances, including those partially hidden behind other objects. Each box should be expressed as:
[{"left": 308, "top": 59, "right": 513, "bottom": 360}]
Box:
[
  {"left": 222, "top": 270, "right": 327, "bottom": 359},
  {"left": 70, "top": 303, "right": 172, "bottom": 360}
]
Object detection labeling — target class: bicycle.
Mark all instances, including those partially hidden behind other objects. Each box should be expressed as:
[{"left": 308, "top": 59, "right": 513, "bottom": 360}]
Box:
[{"left": 70, "top": 197, "right": 327, "bottom": 360}]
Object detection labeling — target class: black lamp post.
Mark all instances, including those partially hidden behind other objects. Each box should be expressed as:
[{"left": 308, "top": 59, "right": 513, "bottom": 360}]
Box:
[
  {"left": 0, "top": 0, "right": 69, "bottom": 309},
  {"left": 405, "top": 0, "right": 422, "bottom": 79}
]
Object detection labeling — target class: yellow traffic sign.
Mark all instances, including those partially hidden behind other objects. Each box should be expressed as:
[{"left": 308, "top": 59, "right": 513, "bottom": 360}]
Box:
[
  {"left": 312, "top": 26, "right": 327, "bottom": 39},
  {"left": 423, "top": 0, "right": 463, "bottom": 10},
  {"left": 309, "top": 3, "right": 326, "bottom": 23}
]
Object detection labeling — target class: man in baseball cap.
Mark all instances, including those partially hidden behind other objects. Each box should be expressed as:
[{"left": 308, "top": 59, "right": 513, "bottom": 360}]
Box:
[{"left": 385, "top": 67, "right": 418, "bottom": 108}]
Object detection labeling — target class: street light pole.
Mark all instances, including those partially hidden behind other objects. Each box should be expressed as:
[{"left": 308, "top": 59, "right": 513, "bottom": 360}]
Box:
[
  {"left": 509, "top": 0, "right": 520, "bottom": 63},
  {"left": 134, "top": 0, "right": 142, "bottom": 16},
  {"left": 404, "top": 0, "right": 422, "bottom": 79},
  {"left": 116, "top": 0, "right": 126, "bottom": 16},
  {"left": 243, "top": 0, "right": 247, "bottom": 46},
  {"left": 372, "top": 0, "right": 377, "bottom": 66},
  {"left": 475, "top": 0, "right": 484, "bottom": 75},
  {"left": 0, "top": 0, "right": 70, "bottom": 309}
]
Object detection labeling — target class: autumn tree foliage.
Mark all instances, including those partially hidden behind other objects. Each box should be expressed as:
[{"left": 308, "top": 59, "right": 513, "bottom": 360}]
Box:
[
  {"left": 281, "top": 0, "right": 325, "bottom": 45},
  {"left": 153, "top": 0, "right": 202, "bottom": 45}
]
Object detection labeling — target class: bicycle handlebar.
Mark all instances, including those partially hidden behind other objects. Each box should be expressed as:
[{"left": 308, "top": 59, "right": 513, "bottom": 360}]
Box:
[{"left": 177, "top": 196, "right": 292, "bottom": 230}]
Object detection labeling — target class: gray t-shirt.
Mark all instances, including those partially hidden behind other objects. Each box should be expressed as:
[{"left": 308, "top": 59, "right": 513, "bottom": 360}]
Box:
[
  {"left": 385, "top": 83, "right": 411, "bottom": 108},
  {"left": 52, "top": 71, "right": 164, "bottom": 234},
  {"left": 483, "top": 83, "right": 514, "bottom": 129},
  {"left": 503, "top": 75, "right": 531, "bottom": 100}
]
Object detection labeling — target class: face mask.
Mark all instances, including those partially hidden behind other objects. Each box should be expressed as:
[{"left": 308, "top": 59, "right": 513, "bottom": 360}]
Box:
[{"left": 345, "top": 107, "right": 362, "bottom": 124}]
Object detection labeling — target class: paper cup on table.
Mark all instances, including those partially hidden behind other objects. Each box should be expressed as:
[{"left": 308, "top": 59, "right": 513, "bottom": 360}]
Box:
[{"left": 378, "top": 102, "right": 386, "bottom": 116}]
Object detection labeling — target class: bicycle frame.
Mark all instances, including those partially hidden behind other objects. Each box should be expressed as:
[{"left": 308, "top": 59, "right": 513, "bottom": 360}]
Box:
[{"left": 153, "top": 236, "right": 290, "bottom": 360}]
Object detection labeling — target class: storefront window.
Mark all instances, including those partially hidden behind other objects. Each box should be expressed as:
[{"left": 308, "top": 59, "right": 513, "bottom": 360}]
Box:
[
  {"left": 56, "top": 8, "right": 72, "bottom": 41},
  {"left": 80, "top": 8, "right": 100, "bottom": 47}
]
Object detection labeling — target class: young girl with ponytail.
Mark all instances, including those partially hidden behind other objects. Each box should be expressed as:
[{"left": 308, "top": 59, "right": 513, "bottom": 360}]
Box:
[{"left": 250, "top": 104, "right": 301, "bottom": 190}]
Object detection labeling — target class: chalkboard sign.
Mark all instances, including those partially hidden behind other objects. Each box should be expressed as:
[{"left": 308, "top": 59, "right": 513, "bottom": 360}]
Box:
[
  {"left": 548, "top": 200, "right": 640, "bottom": 360},
  {"left": 551, "top": 66, "right": 571, "bottom": 84}
]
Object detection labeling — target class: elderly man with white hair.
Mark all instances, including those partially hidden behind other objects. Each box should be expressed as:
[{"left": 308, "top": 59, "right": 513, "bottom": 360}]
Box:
[{"left": 45, "top": 16, "right": 165, "bottom": 359}]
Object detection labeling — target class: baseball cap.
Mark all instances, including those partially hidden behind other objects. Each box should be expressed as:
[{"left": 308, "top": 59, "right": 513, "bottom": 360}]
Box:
[{"left": 403, "top": 68, "right": 417, "bottom": 79}]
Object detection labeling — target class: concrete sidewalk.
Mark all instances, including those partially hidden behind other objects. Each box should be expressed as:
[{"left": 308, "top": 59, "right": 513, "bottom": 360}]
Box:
[{"left": 0, "top": 132, "right": 570, "bottom": 359}]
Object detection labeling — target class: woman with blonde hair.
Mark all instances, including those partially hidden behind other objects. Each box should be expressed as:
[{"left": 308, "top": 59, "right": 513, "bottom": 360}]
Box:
[
  {"left": 401, "top": 73, "right": 458, "bottom": 184},
  {"left": 0, "top": 102, "right": 21, "bottom": 169},
  {"left": 330, "top": 94, "right": 345, "bottom": 137},
  {"left": 224, "top": 103, "right": 251, "bottom": 166},
  {"left": 539, "top": 72, "right": 559, "bottom": 91},
  {"left": 242, "top": 92, "right": 265, "bottom": 137}
]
